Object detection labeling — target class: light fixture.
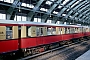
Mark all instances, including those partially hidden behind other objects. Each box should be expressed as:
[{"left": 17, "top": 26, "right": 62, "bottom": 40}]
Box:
[
  {"left": 19, "top": 5, "right": 21, "bottom": 12},
  {"left": 50, "top": 13, "right": 51, "bottom": 17}
]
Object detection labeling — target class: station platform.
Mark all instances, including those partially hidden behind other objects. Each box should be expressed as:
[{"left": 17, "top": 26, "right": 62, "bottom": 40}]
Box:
[{"left": 76, "top": 49, "right": 90, "bottom": 60}]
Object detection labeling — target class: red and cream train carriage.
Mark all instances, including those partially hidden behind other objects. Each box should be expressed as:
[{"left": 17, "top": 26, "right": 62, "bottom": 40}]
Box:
[{"left": 0, "top": 20, "right": 90, "bottom": 56}]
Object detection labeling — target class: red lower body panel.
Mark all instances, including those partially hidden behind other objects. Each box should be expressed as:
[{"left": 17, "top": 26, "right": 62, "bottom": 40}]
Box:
[
  {"left": 84, "top": 32, "right": 90, "bottom": 36},
  {"left": 81, "top": 33, "right": 84, "bottom": 37},
  {"left": 73, "top": 33, "right": 83, "bottom": 38},
  {"left": 88, "top": 32, "right": 90, "bottom": 36},
  {"left": 20, "top": 34, "right": 76, "bottom": 49},
  {"left": 0, "top": 40, "right": 18, "bottom": 53},
  {"left": 62, "top": 34, "right": 73, "bottom": 40},
  {"left": 43, "top": 35, "right": 61, "bottom": 44},
  {"left": 20, "top": 38, "right": 37, "bottom": 49}
]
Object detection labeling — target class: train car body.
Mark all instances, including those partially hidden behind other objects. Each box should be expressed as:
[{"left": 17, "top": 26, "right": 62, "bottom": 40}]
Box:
[
  {"left": 0, "top": 20, "right": 90, "bottom": 56},
  {"left": 0, "top": 20, "right": 18, "bottom": 54}
]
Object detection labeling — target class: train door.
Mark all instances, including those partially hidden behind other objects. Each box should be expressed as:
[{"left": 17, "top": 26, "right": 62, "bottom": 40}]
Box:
[
  {"left": 36, "top": 27, "right": 47, "bottom": 45},
  {"left": 6, "top": 26, "right": 18, "bottom": 39},
  {"left": 18, "top": 26, "right": 21, "bottom": 38},
  {"left": 0, "top": 26, "right": 18, "bottom": 53},
  {"left": 56, "top": 27, "right": 60, "bottom": 35}
]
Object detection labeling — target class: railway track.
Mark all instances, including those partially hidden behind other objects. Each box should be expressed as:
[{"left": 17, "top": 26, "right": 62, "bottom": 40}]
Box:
[{"left": 17, "top": 39, "right": 90, "bottom": 60}]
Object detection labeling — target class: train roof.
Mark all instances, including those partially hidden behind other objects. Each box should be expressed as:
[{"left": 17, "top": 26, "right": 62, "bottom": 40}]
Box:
[
  {"left": 0, "top": 20, "right": 85, "bottom": 27},
  {"left": 18, "top": 21, "right": 81, "bottom": 27}
]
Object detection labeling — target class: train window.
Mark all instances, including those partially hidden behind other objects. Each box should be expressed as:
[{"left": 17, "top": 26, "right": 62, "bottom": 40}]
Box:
[
  {"left": 60, "top": 28, "right": 63, "bottom": 34},
  {"left": 51, "top": 27, "right": 56, "bottom": 35},
  {"left": 27, "top": 26, "right": 36, "bottom": 37},
  {"left": 65, "top": 28, "right": 67, "bottom": 34},
  {"left": 67, "top": 28, "right": 70, "bottom": 34},
  {"left": 27, "top": 26, "right": 31, "bottom": 37},
  {"left": 47, "top": 27, "right": 52, "bottom": 35},
  {"left": 59, "top": 28, "right": 61, "bottom": 34},
  {"left": 61, "top": 28, "right": 65, "bottom": 34},
  {"left": 75, "top": 28, "right": 77, "bottom": 33},
  {"left": 36, "top": 27, "right": 40, "bottom": 36},
  {"left": 64, "top": 28, "right": 69, "bottom": 34},
  {"left": 36, "top": 27, "right": 47, "bottom": 36},
  {"left": 18, "top": 26, "right": 21, "bottom": 38},
  {"left": 80, "top": 28, "right": 82, "bottom": 33},
  {"left": 70, "top": 28, "right": 74, "bottom": 34},
  {"left": 86, "top": 28, "right": 89, "bottom": 32},
  {"left": 68, "top": 28, "right": 70, "bottom": 34},
  {"left": 40, "top": 28, "right": 43, "bottom": 36},
  {"left": 6, "top": 26, "right": 13, "bottom": 39},
  {"left": 36, "top": 27, "right": 43, "bottom": 36}
]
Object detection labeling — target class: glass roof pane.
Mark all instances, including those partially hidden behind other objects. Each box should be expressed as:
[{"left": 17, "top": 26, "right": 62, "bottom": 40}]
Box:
[
  {"left": 40, "top": 8, "right": 48, "bottom": 12},
  {"left": 4, "top": 0, "right": 14, "bottom": 3},
  {"left": 17, "top": 16, "right": 21, "bottom": 21},
  {"left": 62, "top": 0, "right": 69, "bottom": 5},
  {"left": 22, "top": 3, "right": 27, "bottom": 7},
  {"left": 71, "top": 1, "right": 79, "bottom": 8},
  {"left": 46, "top": 20, "right": 52, "bottom": 23},
  {"left": 27, "top": 4, "right": 34, "bottom": 8},
  {"left": 34, "top": 18, "right": 41, "bottom": 22},
  {"left": 38, "top": 18, "right": 41, "bottom": 22},
  {"left": 14, "top": 15, "right": 16, "bottom": 21},
  {"left": 34, "top": 18, "right": 37, "bottom": 22},
  {"left": 51, "top": 0, "right": 55, "bottom": 1},
  {"left": 10, "top": 0, "right": 13, "bottom": 3},
  {"left": 62, "top": 14, "right": 66, "bottom": 16},
  {"left": 0, "top": 0, "right": 3, "bottom": 1},
  {"left": 22, "top": 16, "right": 26, "bottom": 21},
  {"left": 56, "top": 21, "right": 60, "bottom": 24},
  {"left": 64, "top": 22, "right": 66, "bottom": 24},
  {"left": 53, "top": 11, "right": 58, "bottom": 14},
  {"left": 46, "top": 1, "right": 52, "bottom": 5},
  {"left": 0, "top": 13, "right": 6, "bottom": 20},
  {"left": 58, "top": 5, "right": 62, "bottom": 8}
]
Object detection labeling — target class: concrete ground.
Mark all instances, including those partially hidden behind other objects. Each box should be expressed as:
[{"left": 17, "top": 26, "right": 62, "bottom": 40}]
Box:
[{"left": 76, "top": 49, "right": 90, "bottom": 60}]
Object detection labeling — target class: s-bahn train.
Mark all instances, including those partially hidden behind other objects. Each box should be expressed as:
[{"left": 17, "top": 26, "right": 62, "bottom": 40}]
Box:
[{"left": 0, "top": 20, "right": 90, "bottom": 57}]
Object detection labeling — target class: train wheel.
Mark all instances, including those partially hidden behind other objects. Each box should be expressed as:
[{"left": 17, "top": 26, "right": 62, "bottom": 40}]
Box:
[{"left": 31, "top": 48, "right": 37, "bottom": 55}]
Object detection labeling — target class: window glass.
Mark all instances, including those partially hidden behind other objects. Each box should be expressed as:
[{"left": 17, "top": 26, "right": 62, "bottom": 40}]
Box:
[
  {"left": 56, "top": 21, "right": 60, "bottom": 24},
  {"left": 34, "top": 18, "right": 41, "bottom": 22},
  {"left": 0, "top": 13, "right": 6, "bottom": 20},
  {"left": 6, "top": 26, "right": 12, "bottom": 39},
  {"left": 34, "top": 18, "right": 38, "bottom": 22},
  {"left": 17, "top": 16, "right": 21, "bottom": 21},
  {"left": 14, "top": 15, "right": 27, "bottom": 21},
  {"left": 27, "top": 26, "right": 31, "bottom": 37},
  {"left": 0, "top": 0, "right": 3, "bottom": 1},
  {"left": 22, "top": 3, "right": 27, "bottom": 7},
  {"left": 4, "top": 0, "right": 14, "bottom": 3},
  {"left": 47, "top": 27, "right": 52, "bottom": 35},
  {"left": 27, "top": 26, "right": 37, "bottom": 37},
  {"left": 52, "top": 27, "right": 56, "bottom": 35},
  {"left": 46, "top": 20, "right": 52, "bottom": 23},
  {"left": 36, "top": 27, "right": 43, "bottom": 36},
  {"left": 22, "top": 16, "right": 26, "bottom": 21},
  {"left": 14, "top": 15, "right": 16, "bottom": 21}
]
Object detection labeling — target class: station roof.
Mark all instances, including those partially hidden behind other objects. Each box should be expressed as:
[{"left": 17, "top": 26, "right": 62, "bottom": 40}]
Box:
[{"left": 0, "top": 0, "right": 90, "bottom": 25}]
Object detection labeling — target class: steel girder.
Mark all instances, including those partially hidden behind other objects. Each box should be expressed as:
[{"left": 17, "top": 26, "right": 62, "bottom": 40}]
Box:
[
  {"left": 71, "top": 2, "right": 90, "bottom": 19},
  {"left": 65, "top": 1, "right": 87, "bottom": 19},
  {"left": 6, "top": 0, "right": 22, "bottom": 20},
  {"left": 80, "top": 10, "right": 90, "bottom": 21},
  {"left": 57, "top": 0, "right": 77, "bottom": 17},
  {"left": 41, "top": 0, "right": 63, "bottom": 23},
  {"left": 27, "top": 0, "right": 44, "bottom": 21}
]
